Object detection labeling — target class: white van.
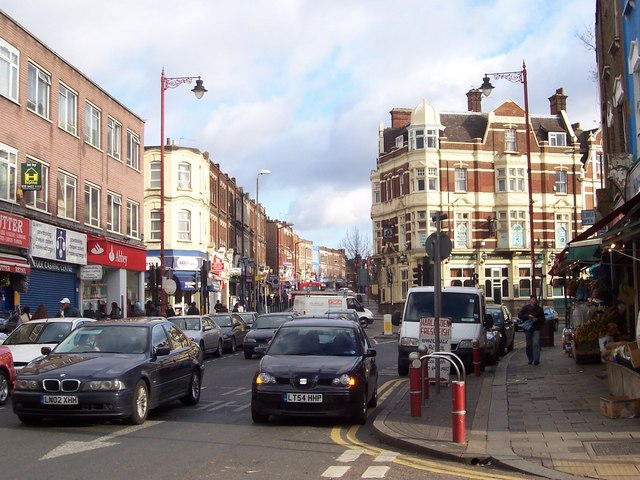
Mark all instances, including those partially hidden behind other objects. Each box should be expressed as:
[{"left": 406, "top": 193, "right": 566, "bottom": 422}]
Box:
[
  {"left": 293, "top": 294, "right": 374, "bottom": 325},
  {"left": 391, "top": 286, "right": 493, "bottom": 375}
]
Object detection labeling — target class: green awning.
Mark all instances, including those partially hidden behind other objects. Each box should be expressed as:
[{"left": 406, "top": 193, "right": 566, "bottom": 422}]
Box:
[{"left": 567, "top": 238, "right": 601, "bottom": 262}]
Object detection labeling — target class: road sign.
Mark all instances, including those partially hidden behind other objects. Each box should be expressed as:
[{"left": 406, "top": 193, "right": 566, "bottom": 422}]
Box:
[{"left": 425, "top": 232, "right": 452, "bottom": 259}]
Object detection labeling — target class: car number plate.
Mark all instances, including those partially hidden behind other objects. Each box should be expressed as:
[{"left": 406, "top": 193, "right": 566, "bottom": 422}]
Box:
[
  {"left": 284, "top": 393, "right": 323, "bottom": 403},
  {"left": 41, "top": 395, "right": 79, "bottom": 405}
]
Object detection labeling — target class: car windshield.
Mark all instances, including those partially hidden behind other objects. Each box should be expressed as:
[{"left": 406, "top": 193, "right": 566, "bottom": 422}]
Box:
[
  {"left": 253, "top": 315, "right": 292, "bottom": 329},
  {"left": 486, "top": 308, "right": 504, "bottom": 327},
  {"left": 404, "top": 292, "right": 480, "bottom": 323},
  {"left": 268, "top": 326, "right": 358, "bottom": 356},
  {"left": 4, "top": 322, "right": 73, "bottom": 345},
  {"left": 238, "top": 313, "right": 255, "bottom": 323},
  {"left": 169, "top": 317, "right": 201, "bottom": 331},
  {"left": 214, "top": 315, "right": 232, "bottom": 327},
  {"left": 55, "top": 325, "right": 149, "bottom": 354}
]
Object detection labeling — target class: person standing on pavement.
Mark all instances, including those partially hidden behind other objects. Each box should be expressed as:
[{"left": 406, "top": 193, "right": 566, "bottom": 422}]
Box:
[
  {"left": 57, "top": 297, "right": 81, "bottom": 318},
  {"left": 18, "top": 306, "right": 31, "bottom": 326},
  {"left": 187, "top": 302, "right": 200, "bottom": 315},
  {"left": 518, "top": 295, "right": 545, "bottom": 365}
]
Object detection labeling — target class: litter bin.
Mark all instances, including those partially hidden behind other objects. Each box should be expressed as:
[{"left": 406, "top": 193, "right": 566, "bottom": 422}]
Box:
[{"left": 540, "top": 318, "right": 555, "bottom": 347}]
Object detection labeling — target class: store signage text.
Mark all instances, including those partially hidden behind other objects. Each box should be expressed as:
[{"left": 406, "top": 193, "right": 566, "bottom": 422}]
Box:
[
  {"left": 0, "top": 212, "right": 29, "bottom": 248},
  {"left": 30, "top": 220, "right": 87, "bottom": 265},
  {"left": 32, "top": 258, "right": 75, "bottom": 272},
  {"left": 176, "top": 256, "right": 199, "bottom": 270}
]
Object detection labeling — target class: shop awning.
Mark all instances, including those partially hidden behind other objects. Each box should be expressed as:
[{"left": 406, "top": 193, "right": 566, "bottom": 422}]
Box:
[
  {"left": 566, "top": 238, "right": 602, "bottom": 262},
  {"left": 173, "top": 271, "right": 197, "bottom": 291},
  {"left": 0, "top": 254, "right": 30, "bottom": 274}
]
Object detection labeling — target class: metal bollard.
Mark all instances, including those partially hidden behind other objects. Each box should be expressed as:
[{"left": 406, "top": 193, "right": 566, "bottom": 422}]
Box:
[
  {"left": 409, "top": 353, "right": 422, "bottom": 417},
  {"left": 472, "top": 339, "right": 481, "bottom": 376},
  {"left": 451, "top": 380, "right": 466, "bottom": 443}
]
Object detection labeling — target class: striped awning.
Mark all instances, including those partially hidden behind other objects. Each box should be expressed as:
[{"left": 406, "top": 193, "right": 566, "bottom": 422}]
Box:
[{"left": 0, "top": 254, "right": 30, "bottom": 274}]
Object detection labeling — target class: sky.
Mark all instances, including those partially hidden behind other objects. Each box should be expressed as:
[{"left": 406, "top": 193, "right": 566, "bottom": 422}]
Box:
[{"left": 0, "top": 0, "right": 600, "bottom": 251}]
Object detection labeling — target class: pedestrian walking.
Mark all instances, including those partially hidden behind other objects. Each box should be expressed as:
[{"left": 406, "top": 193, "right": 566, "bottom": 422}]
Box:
[
  {"left": 517, "top": 295, "right": 545, "bottom": 365},
  {"left": 18, "top": 306, "right": 31, "bottom": 326},
  {"left": 31, "top": 304, "right": 48, "bottom": 320},
  {"left": 187, "top": 302, "right": 199, "bottom": 315},
  {"left": 109, "top": 302, "right": 122, "bottom": 319}
]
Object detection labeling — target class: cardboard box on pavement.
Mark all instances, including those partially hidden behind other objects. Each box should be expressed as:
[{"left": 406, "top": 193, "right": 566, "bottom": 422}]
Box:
[{"left": 600, "top": 395, "right": 640, "bottom": 418}]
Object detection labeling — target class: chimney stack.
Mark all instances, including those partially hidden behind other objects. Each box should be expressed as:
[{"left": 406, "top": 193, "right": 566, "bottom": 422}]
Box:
[
  {"left": 549, "top": 88, "right": 567, "bottom": 115},
  {"left": 389, "top": 108, "right": 412, "bottom": 129},
  {"left": 466, "top": 89, "right": 482, "bottom": 112}
]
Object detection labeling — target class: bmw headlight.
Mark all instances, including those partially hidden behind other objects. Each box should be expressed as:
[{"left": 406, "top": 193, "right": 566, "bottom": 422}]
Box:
[
  {"left": 15, "top": 379, "right": 39, "bottom": 390},
  {"left": 255, "top": 372, "right": 276, "bottom": 385},
  {"left": 83, "top": 380, "right": 125, "bottom": 391},
  {"left": 400, "top": 336, "right": 418, "bottom": 347},
  {"left": 331, "top": 374, "right": 355, "bottom": 386}
]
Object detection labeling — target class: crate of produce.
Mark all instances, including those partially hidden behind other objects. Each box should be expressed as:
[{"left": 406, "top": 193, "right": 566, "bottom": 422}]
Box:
[
  {"left": 572, "top": 340, "right": 601, "bottom": 364},
  {"left": 600, "top": 395, "right": 640, "bottom": 418}
]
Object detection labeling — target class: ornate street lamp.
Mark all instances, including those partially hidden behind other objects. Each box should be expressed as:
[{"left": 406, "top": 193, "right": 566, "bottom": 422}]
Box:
[
  {"left": 480, "top": 61, "right": 536, "bottom": 297},
  {"left": 159, "top": 68, "right": 206, "bottom": 315}
]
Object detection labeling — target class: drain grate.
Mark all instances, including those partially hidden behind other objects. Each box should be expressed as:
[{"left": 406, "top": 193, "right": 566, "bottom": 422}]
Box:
[{"left": 591, "top": 441, "right": 640, "bottom": 456}]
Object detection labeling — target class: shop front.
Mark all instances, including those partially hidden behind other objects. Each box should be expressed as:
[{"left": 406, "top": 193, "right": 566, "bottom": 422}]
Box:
[
  {"left": 85, "top": 235, "right": 146, "bottom": 319},
  {"left": 0, "top": 212, "right": 30, "bottom": 316},
  {"left": 23, "top": 220, "right": 86, "bottom": 318}
]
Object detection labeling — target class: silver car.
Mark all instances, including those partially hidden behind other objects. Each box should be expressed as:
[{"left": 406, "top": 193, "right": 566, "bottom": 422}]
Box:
[{"left": 168, "top": 315, "right": 223, "bottom": 363}]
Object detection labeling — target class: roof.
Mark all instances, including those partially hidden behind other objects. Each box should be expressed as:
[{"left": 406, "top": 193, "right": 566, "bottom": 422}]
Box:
[{"left": 282, "top": 318, "right": 359, "bottom": 328}]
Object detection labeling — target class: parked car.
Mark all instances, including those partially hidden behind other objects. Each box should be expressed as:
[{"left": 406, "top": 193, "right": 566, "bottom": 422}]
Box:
[
  {"left": 1, "top": 318, "right": 95, "bottom": 369},
  {"left": 544, "top": 306, "right": 560, "bottom": 331},
  {"left": 0, "top": 345, "right": 16, "bottom": 406},
  {"left": 244, "top": 313, "right": 295, "bottom": 359},
  {"left": 251, "top": 317, "right": 378, "bottom": 424},
  {"left": 324, "top": 309, "right": 368, "bottom": 328},
  {"left": 486, "top": 304, "right": 516, "bottom": 355},
  {"left": 235, "top": 312, "right": 258, "bottom": 329},
  {"left": 11, "top": 318, "right": 202, "bottom": 425},
  {"left": 168, "top": 315, "right": 223, "bottom": 363},
  {"left": 211, "top": 313, "right": 248, "bottom": 353},
  {"left": 485, "top": 327, "right": 501, "bottom": 365}
]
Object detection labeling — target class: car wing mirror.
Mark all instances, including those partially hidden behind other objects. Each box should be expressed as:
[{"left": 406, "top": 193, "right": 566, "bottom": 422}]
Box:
[
  {"left": 41, "top": 346, "right": 52, "bottom": 355},
  {"left": 365, "top": 348, "right": 377, "bottom": 358},
  {"left": 154, "top": 346, "right": 171, "bottom": 357},
  {"left": 254, "top": 346, "right": 266, "bottom": 355},
  {"left": 203, "top": 325, "right": 212, "bottom": 331}
]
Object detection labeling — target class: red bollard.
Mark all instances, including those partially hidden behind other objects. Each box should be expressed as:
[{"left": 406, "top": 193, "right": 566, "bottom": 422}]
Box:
[
  {"left": 451, "top": 380, "right": 466, "bottom": 443},
  {"left": 422, "top": 364, "right": 429, "bottom": 400},
  {"left": 472, "top": 340, "right": 481, "bottom": 377},
  {"left": 409, "top": 358, "right": 422, "bottom": 417}
]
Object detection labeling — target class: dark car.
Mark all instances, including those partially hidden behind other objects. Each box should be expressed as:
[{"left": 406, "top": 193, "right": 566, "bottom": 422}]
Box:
[
  {"left": 0, "top": 345, "right": 16, "bottom": 406},
  {"left": 11, "top": 318, "right": 202, "bottom": 425},
  {"left": 244, "top": 313, "right": 295, "bottom": 359},
  {"left": 324, "top": 309, "right": 368, "bottom": 328},
  {"left": 211, "top": 313, "right": 248, "bottom": 353},
  {"left": 544, "top": 306, "right": 560, "bottom": 331},
  {"left": 251, "top": 318, "right": 378, "bottom": 425},
  {"left": 486, "top": 304, "right": 516, "bottom": 355},
  {"left": 235, "top": 311, "right": 258, "bottom": 329}
]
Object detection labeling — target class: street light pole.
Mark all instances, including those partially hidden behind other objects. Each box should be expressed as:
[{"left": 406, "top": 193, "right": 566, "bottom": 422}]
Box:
[
  {"left": 160, "top": 68, "right": 207, "bottom": 315},
  {"left": 480, "top": 61, "right": 536, "bottom": 297}
]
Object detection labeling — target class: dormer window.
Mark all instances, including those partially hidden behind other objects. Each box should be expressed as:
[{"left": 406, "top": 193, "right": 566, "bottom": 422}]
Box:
[
  {"left": 548, "top": 132, "right": 567, "bottom": 147},
  {"left": 395, "top": 135, "right": 403, "bottom": 148},
  {"left": 409, "top": 128, "right": 438, "bottom": 150}
]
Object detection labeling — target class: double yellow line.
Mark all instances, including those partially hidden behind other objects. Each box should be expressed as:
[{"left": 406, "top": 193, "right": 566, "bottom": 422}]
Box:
[{"left": 330, "top": 379, "right": 523, "bottom": 480}]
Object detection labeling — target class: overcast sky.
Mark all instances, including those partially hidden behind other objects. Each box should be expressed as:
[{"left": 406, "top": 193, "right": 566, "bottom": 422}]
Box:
[{"left": 1, "top": 1, "right": 600, "bottom": 251}]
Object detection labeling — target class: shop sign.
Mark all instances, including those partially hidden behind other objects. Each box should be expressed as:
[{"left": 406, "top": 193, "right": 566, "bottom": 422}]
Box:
[
  {"left": 418, "top": 317, "right": 452, "bottom": 382},
  {"left": 211, "top": 257, "right": 224, "bottom": 274},
  {"left": 20, "top": 162, "right": 42, "bottom": 191},
  {"left": 30, "top": 220, "right": 86, "bottom": 264},
  {"left": 81, "top": 265, "right": 103, "bottom": 280},
  {"left": 175, "top": 256, "right": 199, "bottom": 271},
  {"left": 146, "top": 256, "right": 161, "bottom": 269},
  {"left": 87, "top": 235, "right": 146, "bottom": 271},
  {"left": 0, "top": 212, "right": 29, "bottom": 248},
  {"left": 32, "top": 258, "right": 75, "bottom": 272}
]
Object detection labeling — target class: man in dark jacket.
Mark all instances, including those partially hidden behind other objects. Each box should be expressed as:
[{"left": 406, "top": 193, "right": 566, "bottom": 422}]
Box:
[
  {"left": 518, "top": 295, "right": 545, "bottom": 365},
  {"left": 57, "top": 297, "right": 81, "bottom": 318},
  {"left": 187, "top": 302, "right": 200, "bottom": 315}
]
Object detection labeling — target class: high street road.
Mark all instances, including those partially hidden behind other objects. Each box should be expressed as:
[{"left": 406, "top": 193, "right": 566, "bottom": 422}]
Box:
[{"left": 0, "top": 320, "right": 530, "bottom": 480}]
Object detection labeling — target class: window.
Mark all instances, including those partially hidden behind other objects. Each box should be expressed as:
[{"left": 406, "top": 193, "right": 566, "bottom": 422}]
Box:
[
  {"left": 454, "top": 168, "right": 467, "bottom": 192},
  {"left": 504, "top": 128, "right": 517, "bottom": 151},
  {"left": 107, "top": 117, "right": 121, "bottom": 159},
  {"left": 373, "top": 182, "right": 380, "bottom": 203},
  {"left": 425, "top": 129, "right": 438, "bottom": 148},
  {"left": 415, "top": 168, "right": 425, "bottom": 192},
  {"left": 149, "top": 162, "right": 160, "bottom": 188},
  {"left": 178, "top": 210, "right": 191, "bottom": 241},
  {"left": 385, "top": 178, "right": 391, "bottom": 200},
  {"left": 150, "top": 209, "right": 161, "bottom": 240},
  {"left": 399, "top": 174, "right": 405, "bottom": 195},
  {"left": 58, "top": 83, "right": 77, "bottom": 135},
  {"left": 454, "top": 212, "right": 470, "bottom": 249},
  {"left": 497, "top": 168, "right": 525, "bottom": 192},
  {"left": 427, "top": 167, "right": 438, "bottom": 191},
  {"left": 0, "top": 143, "right": 17, "bottom": 202},
  {"left": 178, "top": 162, "right": 191, "bottom": 189},
  {"left": 107, "top": 192, "right": 121, "bottom": 233},
  {"left": 27, "top": 62, "right": 50, "bottom": 118},
  {"left": 0, "top": 38, "right": 19, "bottom": 102},
  {"left": 84, "top": 183, "right": 100, "bottom": 227},
  {"left": 410, "top": 128, "right": 438, "bottom": 150},
  {"left": 57, "top": 171, "right": 77, "bottom": 220},
  {"left": 555, "top": 213, "right": 569, "bottom": 248},
  {"left": 411, "top": 129, "right": 425, "bottom": 149},
  {"left": 25, "top": 160, "right": 49, "bottom": 211},
  {"left": 126, "top": 200, "right": 139, "bottom": 238},
  {"left": 496, "top": 210, "right": 526, "bottom": 249},
  {"left": 84, "top": 102, "right": 101, "bottom": 148},
  {"left": 549, "top": 132, "right": 567, "bottom": 147},
  {"left": 555, "top": 170, "right": 568, "bottom": 194},
  {"left": 126, "top": 131, "right": 140, "bottom": 170},
  {"left": 395, "top": 135, "right": 403, "bottom": 148}
]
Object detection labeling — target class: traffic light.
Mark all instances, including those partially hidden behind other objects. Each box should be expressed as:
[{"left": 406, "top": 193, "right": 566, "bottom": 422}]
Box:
[
  {"left": 412, "top": 263, "right": 423, "bottom": 286},
  {"left": 422, "top": 256, "right": 434, "bottom": 286}
]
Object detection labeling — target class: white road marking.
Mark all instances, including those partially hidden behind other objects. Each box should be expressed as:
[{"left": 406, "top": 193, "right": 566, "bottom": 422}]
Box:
[
  {"left": 362, "top": 466, "right": 389, "bottom": 478},
  {"left": 337, "top": 449, "right": 362, "bottom": 462},
  {"left": 232, "top": 403, "right": 251, "bottom": 412},
  {"left": 194, "top": 400, "right": 225, "bottom": 411},
  {"left": 40, "top": 421, "right": 163, "bottom": 460},
  {"left": 207, "top": 401, "right": 236, "bottom": 411},
  {"left": 221, "top": 387, "right": 246, "bottom": 396},
  {"left": 321, "top": 466, "right": 350, "bottom": 478},
  {"left": 374, "top": 451, "right": 398, "bottom": 462}
]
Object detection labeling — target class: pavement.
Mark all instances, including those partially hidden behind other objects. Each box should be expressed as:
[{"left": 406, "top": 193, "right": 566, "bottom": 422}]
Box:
[{"left": 370, "top": 323, "right": 640, "bottom": 480}]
